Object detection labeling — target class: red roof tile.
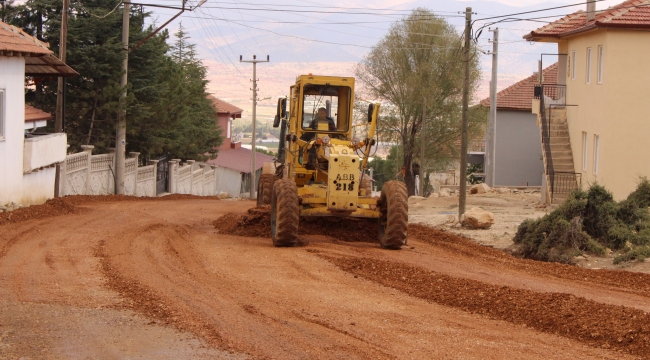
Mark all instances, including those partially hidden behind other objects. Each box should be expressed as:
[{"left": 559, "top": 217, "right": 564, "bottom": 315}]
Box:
[
  {"left": 0, "top": 21, "right": 50, "bottom": 56},
  {"left": 206, "top": 147, "right": 273, "bottom": 173},
  {"left": 480, "top": 63, "right": 558, "bottom": 111},
  {"left": 524, "top": 0, "right": 650, "bottom": 40},
  {"left": 25, "top": 105, "right": 52, "bottom": 122},
  {"left": 0, "top": 21, "right": 78, "bottom": 76},
  {"left": 208, "top": 95, "right": 243, "bottom": 117}
]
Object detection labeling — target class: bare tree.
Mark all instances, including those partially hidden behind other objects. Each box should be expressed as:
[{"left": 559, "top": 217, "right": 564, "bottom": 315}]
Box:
[{"left": 356, "top": 8, "right": 483, "bottom": 195}]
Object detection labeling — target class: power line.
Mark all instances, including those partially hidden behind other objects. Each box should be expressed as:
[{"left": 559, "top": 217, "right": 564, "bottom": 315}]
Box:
[
  {"left": 193, "top": 5, "right": 465, "bottom": 17},
  {"left": 474, "top": 0, "right": 604, "bottom": 21},
  {"left": 76, "top": 0, "right": 124, "bottom": 18}
]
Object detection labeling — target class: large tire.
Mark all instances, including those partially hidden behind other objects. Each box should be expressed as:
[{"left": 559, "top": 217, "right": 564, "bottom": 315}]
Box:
[
  {"left": 271, "top": 179, "right": 300, "bottom": 247},
  {"left": 257, "top": 174, "right": 277, "bottom": 206},
  {"left": 378, "top": 181, "right": 408, "bottom": 249}
]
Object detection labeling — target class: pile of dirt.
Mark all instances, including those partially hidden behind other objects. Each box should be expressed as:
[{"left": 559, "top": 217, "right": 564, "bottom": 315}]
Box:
[
  {"left": 411, "top": 223, "right": 650, "bottom": 296},
  {"left": 214, "top": 207, "right": 378, "bottom": 242},
  {"left": 0, "top": 197, "right": 77, "bottom": 226},
  {"left": 0, "top": 194, "right": 221, "bottom": 227},
  {"left": 325, "top": 254, "right": 650, "bottom": 358},
  {"left": 63, "top": 194, "right": 221, "bottom": 204}
]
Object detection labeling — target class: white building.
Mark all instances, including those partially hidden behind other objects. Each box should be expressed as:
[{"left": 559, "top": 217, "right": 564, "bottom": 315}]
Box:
[{"left": 0, "top": 21, "right": 77, "bottom": 206}]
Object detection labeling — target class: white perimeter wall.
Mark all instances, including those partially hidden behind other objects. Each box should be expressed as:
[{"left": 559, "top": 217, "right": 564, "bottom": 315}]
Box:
[
  {"left": 0, "top": 57, "right": 26, "bottom": 205},
  {"left": 22, "top": 167, "right": 57, "bottom": 205},
  {"left": 215, "top": 167, "right": 242, "bottom": 198}
]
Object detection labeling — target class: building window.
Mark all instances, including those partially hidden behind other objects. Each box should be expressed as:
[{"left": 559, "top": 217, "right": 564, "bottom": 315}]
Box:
[
  {"left": 582, "top": 132, "right": 588, "bottom": 171},
  {"left": 586, "top": 47, "right": 592, "bottom": 84},
  {"left": 0, "top": 89, "right": 4, "bottom": 140},
  {"left": 597, "top": 46, "right": 603, "bottom": 84},
  {"left": 571, "top": 50, "right": 576, "bottom": 80},
  {"left": 593, "top": 134, "right": 600, "bottom": 175},
  {"left": 227, "top": 119, "right": 232, "bottom": 139}
]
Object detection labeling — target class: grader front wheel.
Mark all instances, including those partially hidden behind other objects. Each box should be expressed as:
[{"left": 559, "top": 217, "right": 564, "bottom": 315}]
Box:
[
  {"left": 257, "top": 174, "right": 277, "bottom": 206},
  {"left": 271, "top": 179, "right": 299, "bottom": 247},
  {"left": 378, "top": 181, "right": 408, "bottom": 249}
]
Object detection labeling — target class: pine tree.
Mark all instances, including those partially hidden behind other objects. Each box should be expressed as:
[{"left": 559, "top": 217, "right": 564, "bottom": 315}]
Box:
[{"left": 8, "top": 2, "right": 222, "bottom": 160}]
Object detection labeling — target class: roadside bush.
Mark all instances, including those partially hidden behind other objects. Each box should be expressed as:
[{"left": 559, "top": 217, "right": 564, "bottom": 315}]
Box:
[
  {"left": 614, "top": 246, "right": 650, "bottom": 264},
  {"left": 514, "top": 179, "right": 650, "bottom": 264}
]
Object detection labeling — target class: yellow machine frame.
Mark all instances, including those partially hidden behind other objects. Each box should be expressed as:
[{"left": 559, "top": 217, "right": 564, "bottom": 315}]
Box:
[{"left": 279, "top": 75, "right": 380, "bottom": 218}]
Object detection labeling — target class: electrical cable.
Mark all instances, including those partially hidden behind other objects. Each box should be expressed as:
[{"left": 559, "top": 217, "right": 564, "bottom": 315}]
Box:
[
  {"left": 76, "top": 0, "right": 124, "bottom": 18},
  {"left": 186, "top": 14, "right": 462, "bottom": 51}
]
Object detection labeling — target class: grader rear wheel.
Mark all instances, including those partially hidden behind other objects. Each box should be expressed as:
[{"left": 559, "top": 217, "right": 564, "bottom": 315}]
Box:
[
  {"left": 271, "top": 179, "right": 299, "bottom": 247},
  {"left": 257, "top": 174, "right": 277, "bottom": 206},
  {"left": 378, "top": 180, "right": 408, "bottom": 249}
]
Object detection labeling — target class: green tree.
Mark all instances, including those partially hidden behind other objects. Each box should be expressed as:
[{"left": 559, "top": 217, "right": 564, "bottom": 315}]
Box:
[
  {"left": 9, "top": 2, "right": 221, "bottom": 160},
  {"left": 128, "top": 24, "right": 222, "bottom": 160},
  {"left": 355, "top": 8, "right": 483, "bottom": 196}
]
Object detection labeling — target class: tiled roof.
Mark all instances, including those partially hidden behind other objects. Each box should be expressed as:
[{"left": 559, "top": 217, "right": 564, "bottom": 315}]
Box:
[
  {"left": 480, "top": 63, "right": 558, "bottom": 111},
  {"left": 208, "top": 95, "right": 243, "bottom": 117},
  {"left": 206, "top": 147, "right": 273, "bottom": 173},
  {"left": 524, "top": 0, "right": 650, "bottom": 40},
  {"left": 0, "top": 21, "right": 78, "bottom": 76},
  {"left": 25, "top": 105, "right": 52, "bottom": 122},
  {"left": 0, "top": 21, "right": 50, "bottom": 56}
]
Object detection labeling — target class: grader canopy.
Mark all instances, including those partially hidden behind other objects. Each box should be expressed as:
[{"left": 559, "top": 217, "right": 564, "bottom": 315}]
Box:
[{"left": 258, "top": 75, "right": 408, "bottom": 249}]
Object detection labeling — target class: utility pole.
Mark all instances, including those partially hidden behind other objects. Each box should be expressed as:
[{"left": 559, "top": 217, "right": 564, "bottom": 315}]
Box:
[
  {"left": 240, "top": 54, "right": 270, "bottom": 199},
  {"left": 458, "top": 7, "right": 472, "bottom": 219},
  {"left": 55, "top": 0, "right": 69, "bottom": 133},
  {"left": 486, "top": 27, "right": 499, "bottom": 187},
  {"left": 54, "top": 0, "right": 69, "bottom": 197},
  {"left": 115, "top": 1, "right": 130, "bottom": 194},
  {"left": 419, "top": 97, "right": 426, "bottom": 197}
]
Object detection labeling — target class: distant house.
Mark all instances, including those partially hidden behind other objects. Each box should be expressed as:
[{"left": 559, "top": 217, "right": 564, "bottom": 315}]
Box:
[
  {"left": 207, "top": 96, "right": 273, "bottom": 197},
  {"left": 208, "top": 95, "right": 243, "bottom": 150},
  {"left": 524, "top": 0, "right": 650, "bottom": 202},
  {"left": 480, "top": 64, "right": 558, "bottom": 187},
  {"left": 0, "top": 21, "right": 77, "bottom": 206}
]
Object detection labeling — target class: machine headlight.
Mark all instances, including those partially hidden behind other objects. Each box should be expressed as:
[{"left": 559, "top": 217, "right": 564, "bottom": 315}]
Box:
[
  {"left": 322, "top": 135, "right": 330, "bottom": 145},
  {"left": 352, "top": 137, "right": 360, "bottom": 146}
]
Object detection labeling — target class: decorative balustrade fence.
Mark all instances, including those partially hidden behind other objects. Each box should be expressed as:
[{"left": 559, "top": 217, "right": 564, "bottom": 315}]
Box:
[{"left": 59, "top": 147, "right": 218, "bottom": 197}]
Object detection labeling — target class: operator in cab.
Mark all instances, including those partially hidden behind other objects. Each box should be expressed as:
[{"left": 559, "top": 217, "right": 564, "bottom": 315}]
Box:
[{"left": 309, "top": 107, "right": 336, "bottom": 131}]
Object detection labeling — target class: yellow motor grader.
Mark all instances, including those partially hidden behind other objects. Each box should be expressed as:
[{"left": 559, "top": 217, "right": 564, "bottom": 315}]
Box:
[{"left": 258, "top": 74, "right": 408, "bottom": 249}]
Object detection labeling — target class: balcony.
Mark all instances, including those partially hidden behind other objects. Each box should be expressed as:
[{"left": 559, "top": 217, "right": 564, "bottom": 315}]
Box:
[{"left": 23, "top": 133, "right": 67, "bottom": 174}]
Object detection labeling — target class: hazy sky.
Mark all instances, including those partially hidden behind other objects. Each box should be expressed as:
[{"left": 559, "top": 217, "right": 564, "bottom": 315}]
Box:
[{"left": 130, "top": 0, "right": 623, "bottom": 116}]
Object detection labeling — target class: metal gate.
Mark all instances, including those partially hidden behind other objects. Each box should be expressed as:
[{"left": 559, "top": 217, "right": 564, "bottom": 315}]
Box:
[{"left": 152, "top": 154, "right": 170, "bottom": 195}]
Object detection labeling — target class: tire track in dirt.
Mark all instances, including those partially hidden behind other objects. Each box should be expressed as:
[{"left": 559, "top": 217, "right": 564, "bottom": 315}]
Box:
[
  {"left": 97, "top": 221, "right": 394, "bottom": 359},
  {"left": 215, "top": 210, "right": 650, "bottom": 298},
  {"left": 322, "top": 253, "right": 650, "bottom": 358},
  {"left": 95, "top": 238, "right": 243, "bottom": 356}
]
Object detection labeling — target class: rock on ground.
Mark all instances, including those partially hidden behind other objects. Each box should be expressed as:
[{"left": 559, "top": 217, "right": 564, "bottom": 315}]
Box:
[
  {"left": 461, "top": 207, "right": 495, "bottom": 229},
  {"left": 470, "top": 183, "right": 491, "bottom": 195}
]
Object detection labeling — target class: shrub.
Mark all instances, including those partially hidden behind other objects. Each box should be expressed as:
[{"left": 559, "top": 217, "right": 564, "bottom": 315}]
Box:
[{"left": 514, "top": 180, "right": 650, "bottom": 264}]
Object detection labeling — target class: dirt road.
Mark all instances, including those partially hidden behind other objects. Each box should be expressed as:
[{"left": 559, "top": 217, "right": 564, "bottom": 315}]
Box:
[{"left": 1, "top": 196, "right": 648, "bottom": 359}]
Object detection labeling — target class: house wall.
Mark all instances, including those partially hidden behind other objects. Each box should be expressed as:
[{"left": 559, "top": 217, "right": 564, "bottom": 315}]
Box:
[
  {"left": 495, "top": 110, "right": 544, "bottom": 186},
  {"left": 0, "top": 57, "right": 25, "bottom": 205},
  {"left": 215, "top": 166, "right": 241, "bottom": 197},
  {"left": 21, "top": 167, "right": 57, "bottom": 205},
  {"left": 217, "top": 114, "right": 232, "bottom": 150},
  {"left": 562, "top": 29, "right": 650, "bottom": 200}
]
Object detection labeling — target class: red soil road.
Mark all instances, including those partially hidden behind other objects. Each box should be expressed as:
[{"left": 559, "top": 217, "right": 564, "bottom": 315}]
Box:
[{"left": 0, "top": 196, "right": 648, "bottom": 359}]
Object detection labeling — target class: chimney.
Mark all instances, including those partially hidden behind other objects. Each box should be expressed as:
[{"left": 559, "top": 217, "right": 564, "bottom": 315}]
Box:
[{"left": 586, "top": 0, "right": 596, "bottom": 22}]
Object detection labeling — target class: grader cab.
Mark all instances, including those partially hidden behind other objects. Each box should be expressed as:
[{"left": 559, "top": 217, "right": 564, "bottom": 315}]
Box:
[{"left": 258, "top": 75, "right": 408, "bottom": 249}]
